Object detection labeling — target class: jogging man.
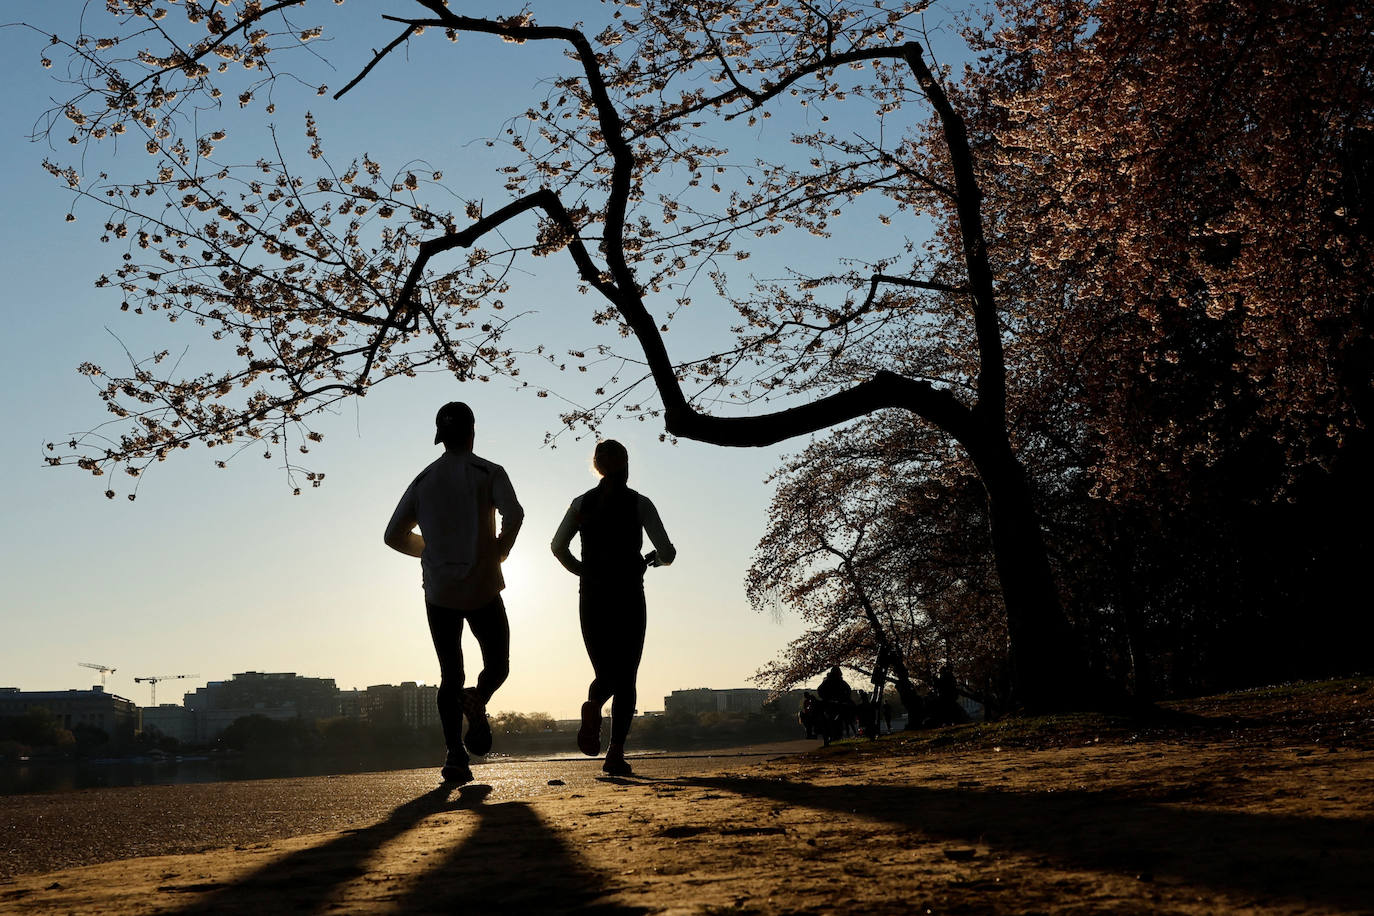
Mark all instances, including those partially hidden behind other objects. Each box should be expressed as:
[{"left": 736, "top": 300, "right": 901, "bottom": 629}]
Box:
[
  {"left": 551, "top": 440, "right": 675, "bottom": 777},
  {"left": 385, "top": 401, "right": 523, "bottom": 784}
]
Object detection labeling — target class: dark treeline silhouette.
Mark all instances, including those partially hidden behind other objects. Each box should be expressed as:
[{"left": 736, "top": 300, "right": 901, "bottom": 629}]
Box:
[
  {"left": 2, "top": 702, "right": 815, "bottom": 777},
  {"left": 0, "top": 708, "right": 111, "bottom": 758},
  {"left": 216, "top": 714, "right": 446, "bottom": 757}
]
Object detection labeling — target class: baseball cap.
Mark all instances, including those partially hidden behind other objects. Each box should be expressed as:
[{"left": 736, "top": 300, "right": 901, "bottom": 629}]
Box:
[{"left": 434, "top": 401, "right": 475, "bottom": 444}]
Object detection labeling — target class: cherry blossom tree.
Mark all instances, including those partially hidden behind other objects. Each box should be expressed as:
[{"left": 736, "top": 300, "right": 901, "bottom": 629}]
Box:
[
  {"left": 747, "top": 415, "right": 1010, "bottom": 713},
  {"left": 965, "top": 0, "right": 1372, "bottom": 503},
  {"left": 967, "top": 0, "right": 1373, "bottom": 688}
]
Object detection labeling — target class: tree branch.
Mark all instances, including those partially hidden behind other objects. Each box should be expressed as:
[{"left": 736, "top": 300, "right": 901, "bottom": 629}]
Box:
[
  {"left": 900, "top": 41, "right": 1006, "bottom": 425},
  {"left": 334, "top": 25, "right": 416, "bottom": 100},
  {"left": 117, "top": 0, "right": 309, "bottom": 98},
  {"left": 357, "top": 13, "right": 987, "bottom": 459},
  {"left": 663, "top": 370, "right": 974, "bottom": 448}
]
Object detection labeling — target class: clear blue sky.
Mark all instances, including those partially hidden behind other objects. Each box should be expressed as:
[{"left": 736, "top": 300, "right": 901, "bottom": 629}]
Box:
[{"left": 1, "top": 1, "right": 969, "bottom": 719}]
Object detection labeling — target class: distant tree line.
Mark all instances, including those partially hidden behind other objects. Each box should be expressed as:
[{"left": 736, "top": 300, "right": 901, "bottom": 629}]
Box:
[
  {"left": 0, "top": 708, "right": 122, "bottom": 759},
  {"left": 211, "top": 714, "right": 445, "bottom": 757}
]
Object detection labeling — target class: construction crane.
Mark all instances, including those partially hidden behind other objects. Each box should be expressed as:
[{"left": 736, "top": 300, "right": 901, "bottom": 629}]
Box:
[
  {"left": 134, "top": 674, "right": 198, "bottom": 706},
  {"left": 78, "top": 662, "right": 117, "bottom": 686}
]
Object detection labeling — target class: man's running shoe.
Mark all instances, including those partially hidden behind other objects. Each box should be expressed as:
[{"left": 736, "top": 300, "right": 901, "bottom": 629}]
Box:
[
  {"left": 601, "top": 752, "right": 633, "bottom": 777},
  {"left": 462, "top": 688, "right": 493, "bottom": 757},
  {"left": 577, "top": 701, "right": 603, "bottom": 757},
  {"left": 441, "top": 751, "right": 473, "bottom": 785}
]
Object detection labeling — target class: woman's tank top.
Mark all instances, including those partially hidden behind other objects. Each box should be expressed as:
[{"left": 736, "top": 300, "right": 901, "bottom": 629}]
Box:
[{"left": 578, "top": 481, "right": 643, "bottom": 584}]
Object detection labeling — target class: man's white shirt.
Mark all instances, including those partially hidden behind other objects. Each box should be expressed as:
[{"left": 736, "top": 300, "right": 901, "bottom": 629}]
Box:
[{"left": 387, "top": 449, "right": 523, "bottom": 609}]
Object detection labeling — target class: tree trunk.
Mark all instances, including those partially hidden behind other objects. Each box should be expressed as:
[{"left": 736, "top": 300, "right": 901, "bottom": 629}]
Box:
[
  {"left": 967, "top": 425, "right": 1086, "bottom": 711},
  {"left": 843, "top": 559, "right": 935, "bottom": 727},
  {"left": 1109, "top": 512, "right": 1154, "bottom": 701},
  {"left": 884, "top": 655, "right": 929, "bottom": 730}
]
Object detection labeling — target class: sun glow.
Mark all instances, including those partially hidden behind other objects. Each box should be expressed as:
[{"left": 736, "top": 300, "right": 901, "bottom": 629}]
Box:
[{"left": 498, "top": 548, "right": 570, "bottom": 620}]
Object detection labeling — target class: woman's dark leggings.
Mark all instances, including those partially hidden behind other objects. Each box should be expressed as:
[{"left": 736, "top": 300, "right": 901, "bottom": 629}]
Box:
[
  {"left": 426, "top": 595, "right": 510, "bottom": 756},
  {"left": 579, "top": 583, "right": 647, "bottom": 747}
]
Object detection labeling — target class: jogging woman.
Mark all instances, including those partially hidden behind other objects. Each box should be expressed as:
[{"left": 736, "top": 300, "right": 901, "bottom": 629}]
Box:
[{"left": 551, "top": 440, "right": 676, "bottom": 776}]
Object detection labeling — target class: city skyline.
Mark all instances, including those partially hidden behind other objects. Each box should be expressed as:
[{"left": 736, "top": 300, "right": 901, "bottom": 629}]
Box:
[{"left": 32, "top": 669, "right": 789, "bottom": 717}]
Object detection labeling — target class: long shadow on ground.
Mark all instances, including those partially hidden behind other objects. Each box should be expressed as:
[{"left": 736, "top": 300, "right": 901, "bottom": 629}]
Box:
[
  {"left": 390, "top": 799, "right": 647, "bottom": 914},
  {"left": 159, "top": 783, "right": 644, "bottom": 914},
  {"left": 683, "top": 774, "right": 1374, "bottom": 910}
]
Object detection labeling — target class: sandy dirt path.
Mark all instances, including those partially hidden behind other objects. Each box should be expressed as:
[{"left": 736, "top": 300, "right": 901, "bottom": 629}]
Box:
[
  {"left": 3, "top": 738, "right": 1372, "bottom": 914},
  {"left": 3, "top": 680, "right": 1373, "bottom": 914},
  {"left": 0, "top": 742, "right": 814, "bottom": 878}
]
